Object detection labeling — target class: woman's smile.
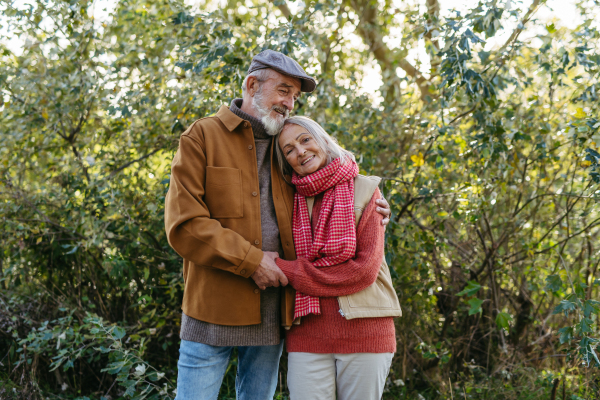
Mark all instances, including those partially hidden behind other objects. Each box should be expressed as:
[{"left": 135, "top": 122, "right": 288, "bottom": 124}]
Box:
[{"left": 301, "top": 155, "right": 315, "bottom": 165}]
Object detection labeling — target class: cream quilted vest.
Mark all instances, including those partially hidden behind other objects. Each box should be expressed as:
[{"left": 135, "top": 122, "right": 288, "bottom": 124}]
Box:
[{"left": 299, "top": 174, "right": 402, "bottom": 323}]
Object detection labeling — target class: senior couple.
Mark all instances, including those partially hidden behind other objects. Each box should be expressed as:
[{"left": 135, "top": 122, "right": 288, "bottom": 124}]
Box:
[{"left": 165, "top": 50, "right": 402, "bottom": 400}]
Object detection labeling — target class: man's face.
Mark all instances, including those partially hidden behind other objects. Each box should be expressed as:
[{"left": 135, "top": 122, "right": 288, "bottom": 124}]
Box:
[{"left": 250, "top": 70, "right": 302, "bottom": 136}]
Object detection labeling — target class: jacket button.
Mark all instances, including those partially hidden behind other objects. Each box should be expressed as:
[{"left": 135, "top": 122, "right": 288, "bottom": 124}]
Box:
[
  {"left": 252, "top": 191, "right": 258, "bottom": 196},
  {"left": 254, "top": 289, "right": 259, "bottom": 294},
  {"left": 254, "top": 239, "right": 260, "bottom": 245},
  {"left": 240, "top": 269, "right": 246, "bottom": 275},
  {"left": 244, "top": 121, "right": 250, "bottom": 128},
  {"left": 248, "top": 145, "right": 253, "bottom": 150}
]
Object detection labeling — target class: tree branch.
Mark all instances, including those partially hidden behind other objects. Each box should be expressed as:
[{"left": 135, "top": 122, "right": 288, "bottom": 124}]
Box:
[
  {"left": 448, "top": 106, "right": 476, "bottom": 125},
  {"left": 108, "top": 148, "right": 163, "bottom": 178},
  {"left": 268, "top": 0, "right": 291, "bottom": 18},
  {"left": 496, "top": 0, "right": 542, "bottom": 56},
  {"left": 349, "top": 0, "right": 431, "bottom": 102},
  {"left": 425, "top": 0, "right": 441, "bottom": 69},
  {"left": 71, "top": 144, "right": 91, "bottom": 183},
  {"left": 507, "top": 217, "right": 600, "bottom": 264}
]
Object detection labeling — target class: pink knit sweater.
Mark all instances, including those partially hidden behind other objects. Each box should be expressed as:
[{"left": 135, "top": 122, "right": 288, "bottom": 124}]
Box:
[{"left": 276, "top": 188, "right": 396, "bottom": 353}]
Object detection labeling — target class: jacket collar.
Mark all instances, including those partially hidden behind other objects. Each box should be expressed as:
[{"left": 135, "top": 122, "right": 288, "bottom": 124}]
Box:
[{"left": 216, "top": 105, "right": 245, "bottom": 132}]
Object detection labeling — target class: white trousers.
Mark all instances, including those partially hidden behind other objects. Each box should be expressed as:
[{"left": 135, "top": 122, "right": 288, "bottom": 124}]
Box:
[{"left": 287, "top": 352, "right": 394, "bottom": 400}]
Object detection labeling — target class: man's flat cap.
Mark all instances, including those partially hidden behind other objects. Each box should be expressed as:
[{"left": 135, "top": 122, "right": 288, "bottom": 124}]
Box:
[{"left": 248, "top": 49, "right": 316, "bottom": 93}]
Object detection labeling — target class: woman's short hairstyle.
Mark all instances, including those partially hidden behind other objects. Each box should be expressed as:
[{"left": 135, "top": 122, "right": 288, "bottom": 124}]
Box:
[{"left": 275, "top": 116, "right": 355, "bottom": 176}]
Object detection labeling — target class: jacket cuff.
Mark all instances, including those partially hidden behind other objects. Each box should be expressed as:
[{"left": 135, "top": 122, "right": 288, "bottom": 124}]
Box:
[{"left": 236, "top": 245, "right": 263, "bottom": 278}]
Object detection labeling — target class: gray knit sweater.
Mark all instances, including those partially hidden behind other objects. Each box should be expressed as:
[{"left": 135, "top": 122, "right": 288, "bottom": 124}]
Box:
[{"left": 179, "top": 99, "right": 283, "bottom": 346}]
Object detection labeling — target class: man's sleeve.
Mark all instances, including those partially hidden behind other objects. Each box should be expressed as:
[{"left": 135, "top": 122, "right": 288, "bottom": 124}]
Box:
[{"left": 164, "top": 129, "right": 263, "bottom": 278}]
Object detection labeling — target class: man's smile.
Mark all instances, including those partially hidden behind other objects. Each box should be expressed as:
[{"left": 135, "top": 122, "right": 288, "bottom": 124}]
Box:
[{"left": 272, "top": 105, "right": 287, "bottom": 116}]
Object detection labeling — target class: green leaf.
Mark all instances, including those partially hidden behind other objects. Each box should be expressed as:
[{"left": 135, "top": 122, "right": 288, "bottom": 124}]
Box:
[
  {"left": 545, "top": 274, "right": 562, "bottom": 292},
  {"left": 577, "top": 318, "right": 594, "bottom": 334},
  {"left": 458, "top": 281, "right": 482, "bottom": 297},
  {"left": 583, "top": 299, "right": 600, "bottom": 318},
  {"left": 586, "top": 147, "right": 600, "bottom": 161},
  {"left": 553, "top": 299, "right": 577, "bottom": 316},
  {"left": 558, "top": 327, "right": 573, "bottom": 344},
  {"left": 575, "top": 281, "right": 587, "bottom": 298},
  {"left": 137, "top": 294, "right": 152, "bottom": 304},
  {"left": 579, "top": 337, "right": 600, "bottom": 366},
  {"left": 123, "top": 383, "right": 137, "bottom": 397},
  {"left": 112, "top": 327, "right": 126, "bottom": 340},
  {"left": 495, "top": 312, "right": 512, "bottom": 329},
  {"left": 468, "top": 298, "right": 484, "bottom": 315}
]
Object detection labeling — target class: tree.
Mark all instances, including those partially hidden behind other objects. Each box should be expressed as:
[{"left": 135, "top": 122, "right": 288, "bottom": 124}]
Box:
[{"left": 1, "top": 0, "right": 599, "bottom": 398}]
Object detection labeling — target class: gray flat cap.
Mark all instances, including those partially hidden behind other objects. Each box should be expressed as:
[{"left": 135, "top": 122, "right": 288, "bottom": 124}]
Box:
[{"left": 248, "top": 50, "right": 316, "bottom": 93}]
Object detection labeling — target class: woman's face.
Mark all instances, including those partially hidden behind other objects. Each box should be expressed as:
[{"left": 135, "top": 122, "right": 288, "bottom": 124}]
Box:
[{"left": 279, "top": 124, "right": 327, "bottom": 177}]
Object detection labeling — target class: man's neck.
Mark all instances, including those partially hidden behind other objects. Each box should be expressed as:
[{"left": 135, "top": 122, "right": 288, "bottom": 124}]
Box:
[
  {"left": 240, "top": 97, "right": 258, "bottom": 118},
  {"left": 230, "top": 99, "right": 269, "bottom": 139}
]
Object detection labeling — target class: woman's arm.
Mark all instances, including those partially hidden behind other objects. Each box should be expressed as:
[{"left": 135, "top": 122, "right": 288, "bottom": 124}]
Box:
[{"left": 276, "top": 188, "right": 385, "bottom": 297}]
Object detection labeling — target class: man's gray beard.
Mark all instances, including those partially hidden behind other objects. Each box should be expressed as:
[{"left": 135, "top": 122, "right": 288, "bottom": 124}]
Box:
[
  {"left": 261, "top": 114, "right": 285, "bottom": 136},
  {"left": 252, "top": 91, "right": 288, "bottom": 136}
]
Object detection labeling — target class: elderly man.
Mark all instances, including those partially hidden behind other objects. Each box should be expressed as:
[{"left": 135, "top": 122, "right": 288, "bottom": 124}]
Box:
[{"left": 165, "top": 50, "right": 390, "bottom": 400}]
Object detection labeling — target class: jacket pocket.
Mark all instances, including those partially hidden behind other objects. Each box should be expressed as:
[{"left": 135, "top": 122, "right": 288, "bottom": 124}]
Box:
[{"left": 204, "top": 167, "right": 243, "bottom": 218}]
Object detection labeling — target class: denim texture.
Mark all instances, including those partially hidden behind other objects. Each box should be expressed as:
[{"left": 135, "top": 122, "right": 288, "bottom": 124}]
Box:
[{"left": 175, "top": 339, "right": 284, "bottom": 400}]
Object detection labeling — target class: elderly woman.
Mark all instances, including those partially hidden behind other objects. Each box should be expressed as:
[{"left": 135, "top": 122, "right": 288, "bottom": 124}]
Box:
[{"left": 274, "top": 116, "right": 399, "bottom": 400}]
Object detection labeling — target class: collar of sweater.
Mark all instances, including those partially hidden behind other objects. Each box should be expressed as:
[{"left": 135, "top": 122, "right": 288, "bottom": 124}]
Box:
[{"left": 229, "top": 99, "right": 272, "bottom": 140}]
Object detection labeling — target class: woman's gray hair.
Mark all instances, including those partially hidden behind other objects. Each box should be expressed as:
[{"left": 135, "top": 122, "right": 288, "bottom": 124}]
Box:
[{"left": 275, "top": 116, "right": 355, "bottom": 176}]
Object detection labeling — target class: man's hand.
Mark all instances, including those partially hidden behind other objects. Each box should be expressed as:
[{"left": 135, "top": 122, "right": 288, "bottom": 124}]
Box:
[
  {"left": 251, "top": 251, "right": 289, "bottom": 290},
  {"left": 376, "top": 198, "right": 391, "bottom": 226}
]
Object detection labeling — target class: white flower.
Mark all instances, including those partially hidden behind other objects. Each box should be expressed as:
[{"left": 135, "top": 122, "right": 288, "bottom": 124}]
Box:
[
  {"left": 134, "top": 364, "right": 147, "bottom": 376},
  {"left": 56, "top": 332, "right": 66, "bottom": 349},
  {"left": 394, "top": 379, "right": 405, "bottom": 386},
  {"left": 156, "top": 372, "right": 165, "bottom": 379}
]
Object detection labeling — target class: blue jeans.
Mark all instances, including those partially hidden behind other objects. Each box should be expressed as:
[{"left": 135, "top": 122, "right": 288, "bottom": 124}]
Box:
[{"left": 175, "top": 339, "right": 284, "bottom": 400}]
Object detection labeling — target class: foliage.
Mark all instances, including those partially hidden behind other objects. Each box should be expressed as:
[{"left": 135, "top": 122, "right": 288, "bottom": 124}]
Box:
[
  {"left": 4, "top": 297, "right": 174, "bottom": 399},
  {"left": 1, "top": 0, "right": 600, "bottom": 398}
]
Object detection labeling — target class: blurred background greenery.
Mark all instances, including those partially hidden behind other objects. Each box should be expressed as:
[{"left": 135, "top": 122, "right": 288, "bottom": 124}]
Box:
[{"left": 1, "top": 0, "right": 599, "bottom": 398}]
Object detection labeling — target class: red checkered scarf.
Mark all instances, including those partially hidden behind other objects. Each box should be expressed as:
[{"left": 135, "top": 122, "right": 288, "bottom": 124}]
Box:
[{"left": 291, "top": 157, "right": 359, "bottom": 319}]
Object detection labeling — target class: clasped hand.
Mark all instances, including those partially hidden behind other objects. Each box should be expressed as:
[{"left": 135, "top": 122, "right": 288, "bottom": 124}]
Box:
[{"left": 251, "top": 251, "right": 288, "bottom": 290}]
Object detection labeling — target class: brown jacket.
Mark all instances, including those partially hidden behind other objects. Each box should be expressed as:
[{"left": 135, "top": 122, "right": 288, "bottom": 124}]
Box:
[{"left": 165, "top": 105, "right": 297, "bottom": 326}]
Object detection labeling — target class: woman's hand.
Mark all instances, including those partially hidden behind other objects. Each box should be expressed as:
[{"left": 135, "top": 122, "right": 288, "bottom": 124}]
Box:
[{"left": 375, "top": 198, "right": 391, "bottom": 226}]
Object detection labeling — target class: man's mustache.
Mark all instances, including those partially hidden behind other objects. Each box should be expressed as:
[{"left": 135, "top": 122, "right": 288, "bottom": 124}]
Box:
[{"left": 272, "top": 105, "right": 289, "bottom": 118}]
